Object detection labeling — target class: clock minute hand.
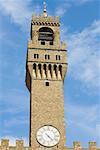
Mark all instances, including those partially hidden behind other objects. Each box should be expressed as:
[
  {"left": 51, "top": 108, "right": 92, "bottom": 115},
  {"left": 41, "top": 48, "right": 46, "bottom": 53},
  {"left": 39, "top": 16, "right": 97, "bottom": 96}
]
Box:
[{"left": 46, "top": 133, "right": 53, "bottom": 141}]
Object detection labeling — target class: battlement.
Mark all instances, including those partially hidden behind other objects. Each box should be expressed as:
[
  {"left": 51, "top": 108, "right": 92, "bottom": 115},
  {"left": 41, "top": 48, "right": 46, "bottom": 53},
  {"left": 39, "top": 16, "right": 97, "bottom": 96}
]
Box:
[
  {"left": 0, "top": 139, "right": 99, "bottom": 150},
  {"left": 0, "top": 139, "right": 31, "bottom": 150},
  {"left": 32, "top": 15, "right": 60, "bottom": 26}
]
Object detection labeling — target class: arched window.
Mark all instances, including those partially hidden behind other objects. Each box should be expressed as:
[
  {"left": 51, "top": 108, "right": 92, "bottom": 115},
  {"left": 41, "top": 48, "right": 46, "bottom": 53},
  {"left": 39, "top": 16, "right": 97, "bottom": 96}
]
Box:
[{"left": 38, "top": 27, "right": 54, "bottom": 41}]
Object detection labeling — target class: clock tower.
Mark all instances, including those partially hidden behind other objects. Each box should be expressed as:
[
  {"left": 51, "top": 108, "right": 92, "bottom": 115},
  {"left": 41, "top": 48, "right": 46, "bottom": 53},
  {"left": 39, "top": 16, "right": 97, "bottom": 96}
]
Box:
[{"left": 26, "top": 1, "right": 67, "bottom": 149}]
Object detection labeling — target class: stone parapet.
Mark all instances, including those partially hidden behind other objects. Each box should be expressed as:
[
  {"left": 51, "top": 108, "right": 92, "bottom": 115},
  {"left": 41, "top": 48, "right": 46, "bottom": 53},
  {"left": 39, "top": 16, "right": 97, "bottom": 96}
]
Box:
[
  {"left": 0, "top": 140, "right": 99, "bottom": 150},
  {"left": 66, "top": 142, "right": 99, "bottom": 150},
  {"left": 0, "top": 139, "right": 31, "bottom": 150},
  {"left": 73, "top": 142, "right": 82, "bottom": 150}
]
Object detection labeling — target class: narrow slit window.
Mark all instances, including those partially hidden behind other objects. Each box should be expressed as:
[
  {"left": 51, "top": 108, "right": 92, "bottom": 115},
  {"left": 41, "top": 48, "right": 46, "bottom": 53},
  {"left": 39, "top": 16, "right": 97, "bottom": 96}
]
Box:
[
  {"left": 50, "top": 41, "right": 53, "bottom": 45},
  {"left": 37, "top": 54, "right": 39, "bottom": 59},
  {"left": 34, "top": 54, "right": 39, "bottom": 59},
  {"left": 41, "top": 41, "right": 45, "bottom": 45},
  {"left": 56, "top": 55, "right": 61, "bottom": 60},
  {"left": 59, "top": 55, "right": 60, "bottom": 60},
  {"left": 45, "top": 82, "right": 49, "bottom": 86},
  {"left": 48, "top": 55, "right": 50, "bottom": 60},
  {"left": 45, "top": 55, "right": 50, "bottom": 60}
]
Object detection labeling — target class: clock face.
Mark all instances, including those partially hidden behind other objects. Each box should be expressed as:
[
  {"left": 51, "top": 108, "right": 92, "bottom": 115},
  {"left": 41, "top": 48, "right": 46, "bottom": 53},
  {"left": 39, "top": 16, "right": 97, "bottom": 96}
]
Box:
[{"left": 36, "top": 125, "right": 60, "bottom": 147}]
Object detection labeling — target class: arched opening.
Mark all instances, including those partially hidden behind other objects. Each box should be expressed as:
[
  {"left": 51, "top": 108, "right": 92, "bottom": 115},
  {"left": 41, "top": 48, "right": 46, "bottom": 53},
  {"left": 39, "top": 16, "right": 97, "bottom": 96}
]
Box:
[
  {"left": 48, "top": 64, "right": 51, "bottom": 70},
  {"left": 48, "top": 64, "right": 52, "bottom": 77},
  {"left": 38, "top": 64, "right": 42, "bottom": 75},
  {"left": 38, "top": 27, "right": 54, "bottom": 42},
  {"left": 59, "top": 65, "right": 62, "bottom": 77},
  {"left": 54, "top": 65, "right": 57, "bottom": 77},
  {"left": 33, "top": 63, "right": 36, "bottom": 77},
  {"left": 43, "top": 64, "right": 47, "bottom": 77},
  {"left": 33, "top": 63, "right": 36, "bottom": 71}
]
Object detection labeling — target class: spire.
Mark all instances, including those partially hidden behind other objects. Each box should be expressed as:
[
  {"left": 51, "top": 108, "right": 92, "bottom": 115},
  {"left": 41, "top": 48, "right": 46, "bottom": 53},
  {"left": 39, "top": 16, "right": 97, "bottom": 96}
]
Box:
[{"left": 43, "top": 0, "right": 47, "bottom": 17}]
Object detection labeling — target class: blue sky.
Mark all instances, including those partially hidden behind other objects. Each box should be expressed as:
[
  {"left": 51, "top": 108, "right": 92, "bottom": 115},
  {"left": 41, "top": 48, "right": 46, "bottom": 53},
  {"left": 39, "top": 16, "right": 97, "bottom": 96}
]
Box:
[{"left": 0, "top": 0, "right": 100, "bottom": 148}]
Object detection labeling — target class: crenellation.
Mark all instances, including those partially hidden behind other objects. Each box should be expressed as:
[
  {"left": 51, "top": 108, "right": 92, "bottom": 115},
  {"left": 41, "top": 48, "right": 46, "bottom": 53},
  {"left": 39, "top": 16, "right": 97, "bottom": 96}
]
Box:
[
  {"left": 61, "top": 42, "right": 67, "bottom": 50},
  {"left": 0, "top": 139, "right": 32, "bottom": 150},
  {"left": 1, "top": 139, "right": 9, "bottom": 150},
  {"left": 89, "top": 142, "right": 97, "bottom": 150},
  {"left": 32, "top": 15, "right": 60, "bottom": 26},
  {"left": 0, "top": 140, "right": 99, "bottom": 150},
  {"left": 73, "top": 142, "right": 82, "bottom": 150},
  {"left": 16, "top": 140, "right": 24, "bottom": 150}
]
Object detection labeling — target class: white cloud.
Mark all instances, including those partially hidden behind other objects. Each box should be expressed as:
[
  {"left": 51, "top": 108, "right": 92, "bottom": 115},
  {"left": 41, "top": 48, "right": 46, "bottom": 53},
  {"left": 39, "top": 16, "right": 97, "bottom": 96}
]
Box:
[
  {"left": 60, "top": 24, "right": 69, "bottom": 41},
  {"left": 66, "top": 103, "right": 98, "bottom": 125},
  {"left": 63, "top": 20, "right": 100, "bottom": 90},
  {"left": 0, "top": 0, "right": 96, "bottom": 31},
  {"left": 0, "top": 0, "right": 32, "bottom": 31},
  {"left": 0, "top": 0, "right": 43, "bottom": 31},
  {"left": 65, "top": 101, "right": 99, "bottom": 142},
  {"left": 55, "top": 0, "right": 96, "bottom": 17},
  {"left": 55, "top": 3, "right": 70, "bottom": 17}
]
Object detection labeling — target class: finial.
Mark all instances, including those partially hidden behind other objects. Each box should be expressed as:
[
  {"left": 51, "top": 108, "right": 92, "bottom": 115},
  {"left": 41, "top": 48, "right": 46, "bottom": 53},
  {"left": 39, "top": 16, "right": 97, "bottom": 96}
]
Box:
[{"left": 43, "top": 0, "right": 47, "bottom": 17}]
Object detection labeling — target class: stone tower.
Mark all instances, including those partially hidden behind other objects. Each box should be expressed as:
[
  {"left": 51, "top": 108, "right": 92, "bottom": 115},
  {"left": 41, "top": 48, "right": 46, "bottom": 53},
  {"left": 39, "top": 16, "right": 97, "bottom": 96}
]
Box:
[{"left": 26, "top": 1, "right": 67, "bottom": 150}]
